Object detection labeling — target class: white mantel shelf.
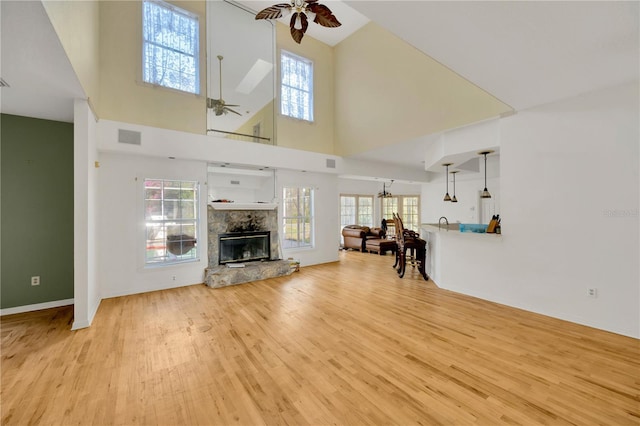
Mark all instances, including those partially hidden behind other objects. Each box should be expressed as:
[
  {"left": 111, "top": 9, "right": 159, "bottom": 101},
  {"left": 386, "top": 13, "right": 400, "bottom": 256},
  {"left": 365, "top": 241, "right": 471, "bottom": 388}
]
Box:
[{"left": 209, "top": 202, "right": 277, "bottom": 210}]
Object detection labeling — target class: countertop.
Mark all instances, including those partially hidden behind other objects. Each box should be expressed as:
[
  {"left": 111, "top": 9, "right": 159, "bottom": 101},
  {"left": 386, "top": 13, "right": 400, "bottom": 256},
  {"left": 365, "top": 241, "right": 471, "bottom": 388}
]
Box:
[{"left": 421, "top": 223, "right": 502, "bottom": 237}]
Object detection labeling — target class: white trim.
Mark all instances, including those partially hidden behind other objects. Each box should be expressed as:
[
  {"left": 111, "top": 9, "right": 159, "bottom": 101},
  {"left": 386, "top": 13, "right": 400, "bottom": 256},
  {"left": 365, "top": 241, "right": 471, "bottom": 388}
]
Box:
[
  {"left": 101, "top": 281, "right": 199, "bottom": 300},
  {"left": 73, "top": 297, "right": 103, "bottom": 330},
  {"left": 1, "top": 298, "right": 74, "bottom": 317},
  {"left": 209, "top": 202, "right": 277, "bottom": 210},
  {"left": 143, "top": 178, "right": 200, "bottom": 267},
  {"left": 71, "top": 319, "right": 91, "bottom": 330}
]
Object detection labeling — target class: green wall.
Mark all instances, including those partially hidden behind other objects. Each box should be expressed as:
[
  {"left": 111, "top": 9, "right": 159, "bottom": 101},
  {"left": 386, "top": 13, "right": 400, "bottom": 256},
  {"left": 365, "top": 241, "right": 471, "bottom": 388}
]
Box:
[{"left": 1, "top": 114, "right": 74, "bottom": 309}]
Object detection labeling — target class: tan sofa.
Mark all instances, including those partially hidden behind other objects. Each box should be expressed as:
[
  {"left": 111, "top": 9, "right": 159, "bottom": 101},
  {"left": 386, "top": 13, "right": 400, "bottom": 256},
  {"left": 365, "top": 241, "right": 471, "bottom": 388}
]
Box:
[{"left": 341, "top": 225, "right": 386, "bottom": 251}]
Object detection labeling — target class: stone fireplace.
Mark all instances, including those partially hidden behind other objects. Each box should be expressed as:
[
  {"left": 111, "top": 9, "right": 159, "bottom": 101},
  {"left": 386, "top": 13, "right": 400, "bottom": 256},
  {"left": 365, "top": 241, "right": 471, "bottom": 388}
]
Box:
[{"left": 204, "top": 204, "right": 293, "bottom": 288}]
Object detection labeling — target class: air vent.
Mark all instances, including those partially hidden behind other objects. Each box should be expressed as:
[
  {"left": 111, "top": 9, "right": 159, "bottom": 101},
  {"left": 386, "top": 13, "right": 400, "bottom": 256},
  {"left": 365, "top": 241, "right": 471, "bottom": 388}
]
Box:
[
  {"left": 118, "top": 129, "right": 141, "bottom": 145},
  {"left": 326, "top": 158, "right": 336, "bottom": 169},
  {"left": 230, "top": 180, "right": 240, "bottom": 185}
]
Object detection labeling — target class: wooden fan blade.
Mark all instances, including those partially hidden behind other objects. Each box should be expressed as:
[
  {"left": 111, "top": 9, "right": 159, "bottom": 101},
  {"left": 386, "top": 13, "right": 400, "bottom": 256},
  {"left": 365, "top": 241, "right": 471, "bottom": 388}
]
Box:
[
  {"left": 226, "top": 107, "right": 242, "bottom": 116},
  {"left": 308, "top": 3, "right": 341, "bottom": 27},
  {"left": 224, "top": 104, "right": 240, "bottom": 107},
  {"left": 255, "top": 4, "right": 290, "bottom": 20},
  {"left": 289, "top": 12, "right": 308, "bottom": 44}
]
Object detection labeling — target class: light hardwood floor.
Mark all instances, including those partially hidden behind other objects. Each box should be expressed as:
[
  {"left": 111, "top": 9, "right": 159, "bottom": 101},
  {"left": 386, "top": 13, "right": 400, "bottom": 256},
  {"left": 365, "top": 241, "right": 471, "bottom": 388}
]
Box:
[{"left": 2, "top": 251, "right": 639, "bottom": 425}]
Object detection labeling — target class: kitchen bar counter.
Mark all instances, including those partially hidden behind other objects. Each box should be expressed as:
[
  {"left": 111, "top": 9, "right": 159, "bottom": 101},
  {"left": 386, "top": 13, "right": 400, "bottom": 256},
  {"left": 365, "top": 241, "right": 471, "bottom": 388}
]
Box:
[
  {"left": 421, "top": 223, "right": 503, "bottom": 237},
  {"left": 420, "top": 223, "right": 502, "bottom": 287}
]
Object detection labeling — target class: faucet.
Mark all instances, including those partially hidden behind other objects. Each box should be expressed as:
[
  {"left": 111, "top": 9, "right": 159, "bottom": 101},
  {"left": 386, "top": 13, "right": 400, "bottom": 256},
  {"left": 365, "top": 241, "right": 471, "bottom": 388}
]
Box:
[{"left": 438, "top": 216, "right": 449, "bottom": 231}]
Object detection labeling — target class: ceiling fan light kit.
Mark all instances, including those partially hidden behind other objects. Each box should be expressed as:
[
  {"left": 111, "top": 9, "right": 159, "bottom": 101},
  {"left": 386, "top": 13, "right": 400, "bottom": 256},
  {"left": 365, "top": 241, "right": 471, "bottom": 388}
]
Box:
[{"left": 255, "top": 0, "right": 341, "bottom": 44}]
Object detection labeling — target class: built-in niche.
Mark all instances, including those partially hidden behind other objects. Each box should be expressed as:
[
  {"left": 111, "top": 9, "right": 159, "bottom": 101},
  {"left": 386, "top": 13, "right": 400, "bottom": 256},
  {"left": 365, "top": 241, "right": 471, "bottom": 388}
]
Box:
[{"left": 207, "top": 164, "right": 276, "bottom": 204}]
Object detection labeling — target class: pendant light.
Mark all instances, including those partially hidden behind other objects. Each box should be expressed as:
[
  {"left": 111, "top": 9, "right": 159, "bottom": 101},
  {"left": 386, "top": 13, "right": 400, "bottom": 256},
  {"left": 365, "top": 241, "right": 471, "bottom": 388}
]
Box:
[
  {"left": 442, "top": 163, "right": 452, "bottom": 201},
  {"left": 377, "top": 180, "right": 394, "bottom": 198},
  {"left": 479, "top": 151, "right": 494, "bottom": 199},
  {"left": 450, "top": 171, "right": 459, "bottom": 203}
]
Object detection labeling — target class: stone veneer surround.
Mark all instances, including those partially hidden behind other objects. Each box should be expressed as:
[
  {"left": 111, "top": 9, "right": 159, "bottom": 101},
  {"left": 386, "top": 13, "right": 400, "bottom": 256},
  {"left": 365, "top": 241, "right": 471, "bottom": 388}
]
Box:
[
  {"left": 207, "top": 206, "right": 281, "bottom": 267},
  {"left": 205, "top": 205, "right": 291, "bottom": 288}
]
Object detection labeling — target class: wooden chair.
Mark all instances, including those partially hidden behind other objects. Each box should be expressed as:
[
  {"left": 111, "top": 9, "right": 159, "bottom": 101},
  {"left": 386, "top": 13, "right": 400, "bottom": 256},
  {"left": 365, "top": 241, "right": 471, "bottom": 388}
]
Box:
[{"left": 393, "top": 213, "right": 428, "bottom": 281}]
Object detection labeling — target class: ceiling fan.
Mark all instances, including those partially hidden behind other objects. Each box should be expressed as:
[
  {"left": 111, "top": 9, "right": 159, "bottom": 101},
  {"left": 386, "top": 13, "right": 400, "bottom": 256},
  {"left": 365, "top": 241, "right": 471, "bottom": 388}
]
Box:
[
  {"left": 207, "top": 55, "right": 241, "bottom": 116},
  {"left": 255, "top": 0, "right": 341, "bottom": 44}
]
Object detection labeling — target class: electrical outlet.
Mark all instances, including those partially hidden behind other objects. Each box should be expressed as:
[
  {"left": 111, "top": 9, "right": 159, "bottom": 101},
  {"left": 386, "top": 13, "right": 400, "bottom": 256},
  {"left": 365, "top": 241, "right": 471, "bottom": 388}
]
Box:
[
  {"left": 172, "top": 275, "right": 176, "bottom": 281},
  {"left": 587, "top": 288, "right": 598, "bottom": 298},
  {"left": 31, "top": 276, "right": 40, "bottom": 286}
]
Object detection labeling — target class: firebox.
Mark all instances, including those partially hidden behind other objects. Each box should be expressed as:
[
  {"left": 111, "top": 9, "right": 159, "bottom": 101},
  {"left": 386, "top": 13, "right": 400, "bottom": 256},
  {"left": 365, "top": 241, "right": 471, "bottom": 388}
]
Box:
[{"left": 218, "top": 231, "right": 271, "bottom": 264}]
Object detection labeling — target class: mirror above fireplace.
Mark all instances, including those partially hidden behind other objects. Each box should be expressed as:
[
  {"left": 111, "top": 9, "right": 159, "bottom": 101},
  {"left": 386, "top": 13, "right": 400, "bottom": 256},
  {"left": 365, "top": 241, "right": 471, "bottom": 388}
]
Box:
[{"left": 206, "top": 1, "right": 276, "bottom": 144}]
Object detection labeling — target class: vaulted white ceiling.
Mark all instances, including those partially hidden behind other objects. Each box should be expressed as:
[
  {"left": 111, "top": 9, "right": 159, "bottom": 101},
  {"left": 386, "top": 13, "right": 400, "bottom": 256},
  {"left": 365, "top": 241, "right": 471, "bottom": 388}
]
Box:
[
  {"left": 0, "top": 0, "right": 85, "bottom": 123},
  {"left": 342, "top": 0, "right": 639, "bottom": 168},
  {"left": 345, "top": 0, "right": 639, "bottom": 111}
]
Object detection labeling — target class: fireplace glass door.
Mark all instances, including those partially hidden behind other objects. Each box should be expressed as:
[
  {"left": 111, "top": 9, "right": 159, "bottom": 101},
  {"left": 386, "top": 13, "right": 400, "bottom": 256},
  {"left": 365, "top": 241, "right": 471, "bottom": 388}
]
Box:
[{"left": 219, "top": 231, "right": 270, "bottom": 264}]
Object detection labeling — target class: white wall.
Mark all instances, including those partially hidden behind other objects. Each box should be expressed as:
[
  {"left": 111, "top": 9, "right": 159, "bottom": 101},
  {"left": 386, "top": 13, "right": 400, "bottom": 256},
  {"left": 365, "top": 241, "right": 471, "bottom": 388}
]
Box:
[
  {"left": 500, "top": 82, "right": 638, "bottom": 337},
  {"left": 278, "top": 170, "right": 340, "bottom": 266},
  {"left": 431, "top": 82, "right": 639, "bottom": 338},
  {"left": 97, "top": 153, "right": 209, "bottom": 298},
  {"left": 97, "top": 119, "right": 431, "bottom": 183},
  {"left": 72, "top": 99, "right": 100, "bottom": 329}
]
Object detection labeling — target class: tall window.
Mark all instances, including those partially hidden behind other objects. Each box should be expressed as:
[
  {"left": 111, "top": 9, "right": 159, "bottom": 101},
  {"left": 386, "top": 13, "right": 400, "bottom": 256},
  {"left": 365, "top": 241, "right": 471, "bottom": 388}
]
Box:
[
  {"left": 281, "top": 50, "right": 313, "bottom": 121},
  {"left": 144, "top": 179, "right": 199, "bottom": 265},
  {"left": 142, "top": 0, "right": 199, "bottom": 94},
  {"left": 282, "top": 187, "right": 314, "bottom": 249},
  {"left": 381, "top": 197, "right": 398, "bottom": 226},
  {"left": 381, "top": 195, "right": 420, "bottom": 232},
  {"left": 340, "top": 194, "right": 373, "bottom": 244},
  {"left": 340, "top": 195, "right": 373, "bottom": 228},
  {"left": 402, "top": 196, "right": 420, "bottom": 232}
]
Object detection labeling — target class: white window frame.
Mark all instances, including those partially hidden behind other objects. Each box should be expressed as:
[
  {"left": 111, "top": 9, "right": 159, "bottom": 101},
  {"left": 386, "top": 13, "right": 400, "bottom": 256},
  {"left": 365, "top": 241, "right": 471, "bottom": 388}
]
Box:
[
  {"left": 144, "top": 178, "right": 200, "bottom": 266},
  {"left": 340, "top": 194, "right": 374, "bottom": 227},
  {"left": 381, "top": 195, "right": 421, "bottom": 232},
  {"left": 282, "top": 186, "right": 314, "bottom": 249},
  {"left": 142, "top": 0, "right": 200, "bottom": 94},
  {"left": 340, "top": 194, "right": 374, "bottom": 244},
  {"left": 280, "top": 50, "right": 314, "bottom": 122}
]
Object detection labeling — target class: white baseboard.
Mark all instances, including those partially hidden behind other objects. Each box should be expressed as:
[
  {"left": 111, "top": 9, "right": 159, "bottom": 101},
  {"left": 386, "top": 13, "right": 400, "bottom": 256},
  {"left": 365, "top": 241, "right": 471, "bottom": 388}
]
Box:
[
  {"left": 71, "top": 318, "right": 91, "bottom": 330},
  {"left": 72, "top": 297, "right": 102, "bottom": 330},
  {"left": 0, "top": 298, "right": 74, "bottom": 317},
  {"left": 101, "top": 281, "right": 199, "bottom": 300}
]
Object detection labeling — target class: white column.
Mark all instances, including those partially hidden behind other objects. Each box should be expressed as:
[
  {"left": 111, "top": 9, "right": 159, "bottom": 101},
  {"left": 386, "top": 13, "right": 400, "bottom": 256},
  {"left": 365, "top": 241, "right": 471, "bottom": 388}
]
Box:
[{"left": 72, "top": 98, "right": 100, "bottom": 329}]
